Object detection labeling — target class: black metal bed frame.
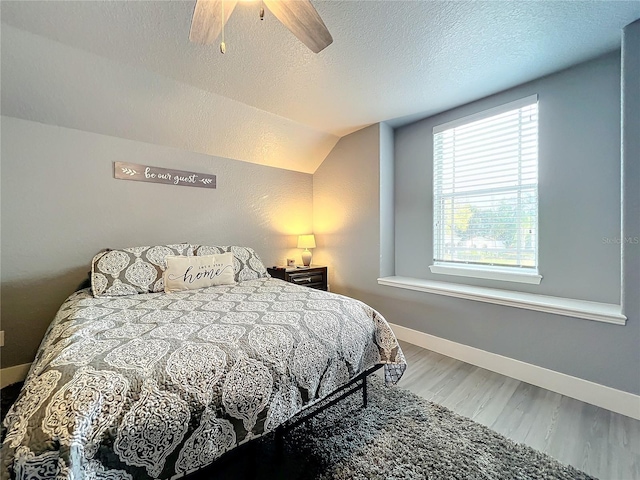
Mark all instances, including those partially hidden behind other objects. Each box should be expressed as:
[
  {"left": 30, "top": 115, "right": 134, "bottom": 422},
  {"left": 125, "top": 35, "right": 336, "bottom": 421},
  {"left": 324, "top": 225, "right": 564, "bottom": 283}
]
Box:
[
  {"left": 274, "top": 363, "right": 384, "bottom": 443},
  {"left": 183, "top": 364, "right": 384, "bottom": 478}
]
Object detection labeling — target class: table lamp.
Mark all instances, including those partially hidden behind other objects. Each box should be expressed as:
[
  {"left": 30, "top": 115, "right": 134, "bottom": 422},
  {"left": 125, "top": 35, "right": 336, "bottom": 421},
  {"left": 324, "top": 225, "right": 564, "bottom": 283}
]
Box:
[{"left": 297, "top": 234, "right": 316, "bottom": 266}]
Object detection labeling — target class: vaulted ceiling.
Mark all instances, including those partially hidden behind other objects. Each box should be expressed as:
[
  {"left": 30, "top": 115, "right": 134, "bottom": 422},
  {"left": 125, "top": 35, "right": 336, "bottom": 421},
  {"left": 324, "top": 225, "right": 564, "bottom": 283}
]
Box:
[{"left": 2, "top": 1, "right": 639, "bottom": 173}]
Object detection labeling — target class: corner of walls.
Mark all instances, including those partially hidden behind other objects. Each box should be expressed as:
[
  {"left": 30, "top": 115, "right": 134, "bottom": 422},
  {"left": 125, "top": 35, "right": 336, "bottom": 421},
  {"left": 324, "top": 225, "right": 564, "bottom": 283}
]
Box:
[
  {"left": 385, "top": 51, "right": 640, "bottom": 395},
  {"left": 379, "top": 122, "right": 395, "bottom": 278},
  {"left": 312, "top": 47, "right": 640, "bottom": 396},
  {"left": 312, "top": 124, "right": 381, "bottom": 297},
  {"left": 621, "top": 19, "right": 640, "bottom": 328}
]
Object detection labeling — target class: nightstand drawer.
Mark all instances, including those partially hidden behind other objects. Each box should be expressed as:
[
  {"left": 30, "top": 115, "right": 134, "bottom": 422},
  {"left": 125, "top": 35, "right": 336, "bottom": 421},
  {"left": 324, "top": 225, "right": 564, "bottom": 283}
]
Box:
[
  {"left": 267, "top": 265, "right": 328, "bottom": 291},
  {"left": 289, "top": 273, "right": 324, "bottom": 285}
]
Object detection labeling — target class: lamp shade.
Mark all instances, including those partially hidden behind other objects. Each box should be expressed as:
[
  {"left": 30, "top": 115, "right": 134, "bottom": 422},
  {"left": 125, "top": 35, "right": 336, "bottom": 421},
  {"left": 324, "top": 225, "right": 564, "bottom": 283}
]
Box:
[{"left": 297, "top": 234, "right": 316, "bottom": 249}]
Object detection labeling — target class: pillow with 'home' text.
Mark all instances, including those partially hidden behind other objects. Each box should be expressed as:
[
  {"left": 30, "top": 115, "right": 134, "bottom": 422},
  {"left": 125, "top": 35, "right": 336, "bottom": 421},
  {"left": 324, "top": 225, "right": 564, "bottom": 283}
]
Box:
[{"left": 164, "top": 253, "right": 235, "bottom": 293}]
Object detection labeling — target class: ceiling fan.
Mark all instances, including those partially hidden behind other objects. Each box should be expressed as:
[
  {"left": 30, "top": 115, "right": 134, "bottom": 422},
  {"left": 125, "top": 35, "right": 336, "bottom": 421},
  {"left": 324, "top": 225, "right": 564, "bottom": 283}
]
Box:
[{"left": 189, "top": 0, "right": 333, "bottom": 54}]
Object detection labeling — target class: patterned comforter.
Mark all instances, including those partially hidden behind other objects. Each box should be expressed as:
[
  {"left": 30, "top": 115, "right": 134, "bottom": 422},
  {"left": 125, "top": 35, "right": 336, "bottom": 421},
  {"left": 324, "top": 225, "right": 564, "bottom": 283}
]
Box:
[{"left": 1, "top": 278, "right": 406, "bottom": 480}]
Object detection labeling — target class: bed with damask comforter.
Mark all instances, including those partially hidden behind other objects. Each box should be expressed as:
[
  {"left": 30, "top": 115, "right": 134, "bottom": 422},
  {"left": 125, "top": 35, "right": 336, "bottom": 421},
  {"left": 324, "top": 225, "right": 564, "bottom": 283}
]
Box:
[{"left": 1, "top": 244, "right": 406, "bottom": 480}]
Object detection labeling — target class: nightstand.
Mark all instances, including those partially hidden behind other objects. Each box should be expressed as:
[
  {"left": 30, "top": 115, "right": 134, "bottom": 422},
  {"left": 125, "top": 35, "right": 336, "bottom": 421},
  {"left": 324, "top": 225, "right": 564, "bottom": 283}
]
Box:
[{"left": 267, "top": 265, "right": 328, "bottom": 291}]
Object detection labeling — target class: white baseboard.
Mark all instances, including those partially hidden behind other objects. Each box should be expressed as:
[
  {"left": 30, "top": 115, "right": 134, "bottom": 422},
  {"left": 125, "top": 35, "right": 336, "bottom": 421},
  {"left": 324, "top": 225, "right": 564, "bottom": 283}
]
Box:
[
  {"left": 390, "top": 323, "right": 640, "bottom": 420},
  {"left": 1, "top": 363, "right": 32, "bottom": 389}
]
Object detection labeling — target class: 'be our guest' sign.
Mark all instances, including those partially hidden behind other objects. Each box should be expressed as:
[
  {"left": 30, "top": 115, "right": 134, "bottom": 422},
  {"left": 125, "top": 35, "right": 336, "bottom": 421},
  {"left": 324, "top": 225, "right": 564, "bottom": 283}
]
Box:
[{"left": 114, "top": 162, "right": 216, "bottom": 189}]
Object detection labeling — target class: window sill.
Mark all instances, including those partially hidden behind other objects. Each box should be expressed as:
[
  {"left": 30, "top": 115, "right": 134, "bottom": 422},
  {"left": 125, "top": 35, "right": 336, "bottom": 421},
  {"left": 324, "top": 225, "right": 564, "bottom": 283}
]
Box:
[
  {"left": 429, "top": 264, "right": 542, "bottom": 284},
  {"left": 377, "top": 276, "right": 626, "bottom": 325}
]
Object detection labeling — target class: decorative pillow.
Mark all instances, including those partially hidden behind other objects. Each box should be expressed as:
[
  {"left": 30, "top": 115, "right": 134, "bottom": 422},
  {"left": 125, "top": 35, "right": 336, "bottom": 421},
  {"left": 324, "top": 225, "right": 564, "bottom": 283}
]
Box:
[
  {"left": 91, "top": 244, "right": 192, "bottom": 297},
  {"left": 191, "top": 245, "right": 269, "bottom": 282},
  {"left": 164, "top": 253, "right": 235, "bottom": 293}
]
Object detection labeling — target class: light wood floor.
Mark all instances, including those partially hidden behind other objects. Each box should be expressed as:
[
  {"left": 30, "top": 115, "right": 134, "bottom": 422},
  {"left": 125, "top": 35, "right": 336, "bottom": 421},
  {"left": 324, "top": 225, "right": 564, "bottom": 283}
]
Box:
[{"left": 392, "top": 340, "right": 640, "bottom": 480}]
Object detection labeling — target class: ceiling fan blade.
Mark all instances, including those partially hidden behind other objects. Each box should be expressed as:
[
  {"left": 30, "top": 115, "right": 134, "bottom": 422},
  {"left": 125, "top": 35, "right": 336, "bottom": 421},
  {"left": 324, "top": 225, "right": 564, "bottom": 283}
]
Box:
[
  {"left": 263, "top": 0, "right": 333, "bottom": 53},
  {"left": 189, "top": 0, "right": 238, "bottom": 45}
]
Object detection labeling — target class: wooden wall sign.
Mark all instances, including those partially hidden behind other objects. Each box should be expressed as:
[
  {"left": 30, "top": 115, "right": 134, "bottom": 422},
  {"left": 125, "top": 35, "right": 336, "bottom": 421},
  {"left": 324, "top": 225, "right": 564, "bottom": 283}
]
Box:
[{"left": 114, "top": 162, "right": 216, "bottom": 189}]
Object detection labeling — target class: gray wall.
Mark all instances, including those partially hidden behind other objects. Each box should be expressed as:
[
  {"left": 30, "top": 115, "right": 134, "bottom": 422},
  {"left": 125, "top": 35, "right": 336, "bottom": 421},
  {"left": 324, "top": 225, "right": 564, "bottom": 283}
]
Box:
[
  {"left": 621, "top": 20, "right": 640, "bottom": 369},
  {"left": 313, "top": 124, "right": 382, "bottom": 297},
  {"left": 1, "top": 116, "right": 313, "bottom": 368},
  {"left": 379, "top": 122, "right": 395, "bottom": 278},
  {"left": 395, "top": 52, "right": 622, "bottom": 303},
  {"left": 313, "top": 52, "right": 640, "bottom": 395}
]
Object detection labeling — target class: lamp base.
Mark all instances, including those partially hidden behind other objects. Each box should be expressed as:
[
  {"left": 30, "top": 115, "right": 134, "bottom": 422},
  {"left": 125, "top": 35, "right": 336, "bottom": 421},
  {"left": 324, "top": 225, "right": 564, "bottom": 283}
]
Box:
[{"left": 301, "top": 249, "right": 312, "bottom": 266}]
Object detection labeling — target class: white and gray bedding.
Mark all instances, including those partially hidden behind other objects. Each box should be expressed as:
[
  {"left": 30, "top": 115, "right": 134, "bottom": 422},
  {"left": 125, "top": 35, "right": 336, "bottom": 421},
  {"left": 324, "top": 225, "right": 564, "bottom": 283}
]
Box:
[{"left": 1, "top": 275, "right": 406, "bottom": 479}]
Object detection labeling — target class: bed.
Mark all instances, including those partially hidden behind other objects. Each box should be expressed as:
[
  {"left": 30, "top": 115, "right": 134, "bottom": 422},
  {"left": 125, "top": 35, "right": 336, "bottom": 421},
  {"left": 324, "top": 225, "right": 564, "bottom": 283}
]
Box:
[{"left": 1, "top": 244, "right": 406, "bottom": 480}]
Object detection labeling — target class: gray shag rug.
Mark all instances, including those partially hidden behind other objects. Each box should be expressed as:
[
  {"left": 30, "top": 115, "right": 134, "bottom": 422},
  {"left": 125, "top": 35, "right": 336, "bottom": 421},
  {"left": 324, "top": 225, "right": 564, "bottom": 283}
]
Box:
[
  {"left": 197, "top": 375, "right": 595, "bottom": 479},
  {"left": 2, "top": 377, "right": 595, "bottom": 480}
]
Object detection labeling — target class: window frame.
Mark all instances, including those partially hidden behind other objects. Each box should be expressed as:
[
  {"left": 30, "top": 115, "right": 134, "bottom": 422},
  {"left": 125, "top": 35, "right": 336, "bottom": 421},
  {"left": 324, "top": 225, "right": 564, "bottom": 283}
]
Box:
[{"left": 430, "top": 94, "right": 542, "bottom": 285}]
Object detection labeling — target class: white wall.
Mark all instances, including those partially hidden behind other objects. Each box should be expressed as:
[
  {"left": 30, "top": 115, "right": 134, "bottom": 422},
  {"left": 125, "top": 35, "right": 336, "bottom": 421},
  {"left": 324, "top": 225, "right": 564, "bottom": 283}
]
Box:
[
  {"left": 313, "top": 52, "right": 640, "bottom": 395},
  {"left": 0, "top": 117, "right": 313, "bottom": 368}
]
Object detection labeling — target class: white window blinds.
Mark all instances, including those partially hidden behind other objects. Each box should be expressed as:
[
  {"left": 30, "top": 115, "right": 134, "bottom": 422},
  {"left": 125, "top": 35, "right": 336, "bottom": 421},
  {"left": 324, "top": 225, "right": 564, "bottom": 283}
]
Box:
[{"left": 433, "top": 95, "right": 539, "bottom": 270}]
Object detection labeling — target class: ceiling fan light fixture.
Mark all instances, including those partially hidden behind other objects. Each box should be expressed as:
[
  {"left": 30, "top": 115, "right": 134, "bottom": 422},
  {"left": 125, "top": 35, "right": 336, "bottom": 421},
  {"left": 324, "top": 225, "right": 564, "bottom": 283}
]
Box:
[
  {"left": 189, "top": 0, "right": 333, "bottom": 54},
  {"left": 220, "top": 0, "right": 226, "bottom": 53}
]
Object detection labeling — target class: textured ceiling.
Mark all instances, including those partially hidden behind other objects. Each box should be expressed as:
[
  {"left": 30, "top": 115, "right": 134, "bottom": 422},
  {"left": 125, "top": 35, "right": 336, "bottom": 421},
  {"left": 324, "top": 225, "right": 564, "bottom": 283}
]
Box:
[{"left": 2, "top": 1, "right": 639, "bottom": 172}]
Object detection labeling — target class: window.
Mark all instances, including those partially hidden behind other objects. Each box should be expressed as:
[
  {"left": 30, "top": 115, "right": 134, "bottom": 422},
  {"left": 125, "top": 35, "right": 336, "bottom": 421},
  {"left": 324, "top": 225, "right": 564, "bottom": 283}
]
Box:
[{"left": 431, "top": 95, "right": 539, "bottom": 283}]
